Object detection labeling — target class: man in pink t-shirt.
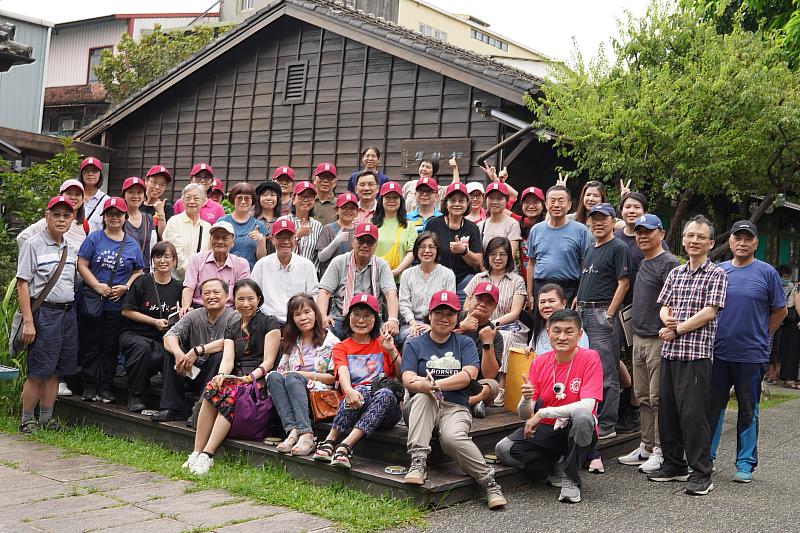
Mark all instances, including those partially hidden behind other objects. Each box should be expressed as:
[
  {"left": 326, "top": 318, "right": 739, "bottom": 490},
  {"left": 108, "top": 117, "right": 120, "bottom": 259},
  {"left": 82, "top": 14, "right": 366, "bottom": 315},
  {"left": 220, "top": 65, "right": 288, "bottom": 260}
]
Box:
[{"left": 494, "top": 308, "right": 602, "bottom": 504}]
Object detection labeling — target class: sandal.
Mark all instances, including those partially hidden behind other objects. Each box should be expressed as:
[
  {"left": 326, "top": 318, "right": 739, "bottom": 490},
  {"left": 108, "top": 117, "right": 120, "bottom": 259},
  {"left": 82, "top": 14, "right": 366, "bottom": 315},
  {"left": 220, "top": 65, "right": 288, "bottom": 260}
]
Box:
[
  {"left": 291, "top": 433, "right": 316, "bottom": 456},
  {"left": 313, "top": 439, "right": 336, "bottom": 462},
  {"left": 276, "top": 429, "right": 299, "bottom": 454},
  {"left": 331, "top": 443, "right": 353, "bottom": 469}
]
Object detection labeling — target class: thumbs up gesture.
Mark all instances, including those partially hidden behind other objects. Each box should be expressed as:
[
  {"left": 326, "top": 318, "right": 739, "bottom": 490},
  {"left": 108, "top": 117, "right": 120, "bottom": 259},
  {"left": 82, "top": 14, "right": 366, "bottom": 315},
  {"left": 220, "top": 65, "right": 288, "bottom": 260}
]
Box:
[
  {"left": 521, "top": 373, "right": 534, "bottom": 401},
  {"left": 297, "top": 220, "right": 311, "bottom": 238}
]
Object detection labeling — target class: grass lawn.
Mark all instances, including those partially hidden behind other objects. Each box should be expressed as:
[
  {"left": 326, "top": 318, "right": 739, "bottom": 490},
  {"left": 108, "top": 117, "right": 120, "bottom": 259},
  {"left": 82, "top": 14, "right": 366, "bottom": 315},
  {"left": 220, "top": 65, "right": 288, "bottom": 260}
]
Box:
[
  {"left": 0, "top": 416, "right": 425, "bottom": 532},
  {"left": 727, "top": 391, "right": 798, "bottom": 410}
]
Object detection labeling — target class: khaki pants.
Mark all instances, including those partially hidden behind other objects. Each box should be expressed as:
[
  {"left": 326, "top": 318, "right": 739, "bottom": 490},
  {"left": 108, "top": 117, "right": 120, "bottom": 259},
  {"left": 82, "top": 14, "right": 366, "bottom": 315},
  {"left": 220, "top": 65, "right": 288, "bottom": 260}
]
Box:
[
  {"left": 404, "top": 393, "right": 493, "bottom": 482},
  {"left": 632, "top": 334, "right": 663, "bottom": 450}
]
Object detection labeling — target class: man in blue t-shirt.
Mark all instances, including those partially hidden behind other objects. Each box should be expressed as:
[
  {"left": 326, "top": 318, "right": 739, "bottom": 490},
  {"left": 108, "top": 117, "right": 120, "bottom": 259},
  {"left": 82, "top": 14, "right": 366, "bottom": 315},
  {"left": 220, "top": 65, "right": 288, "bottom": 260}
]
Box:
[{"left": 710, "top": 221, "right": 787, "bottom": 483}]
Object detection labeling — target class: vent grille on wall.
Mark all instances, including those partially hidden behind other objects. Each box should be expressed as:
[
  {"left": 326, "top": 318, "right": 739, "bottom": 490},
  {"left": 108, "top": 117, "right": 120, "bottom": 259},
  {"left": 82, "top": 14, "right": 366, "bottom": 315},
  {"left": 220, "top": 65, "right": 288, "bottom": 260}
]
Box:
[{"left": 284, "top": 61, "right": 308, "bottom": 103}]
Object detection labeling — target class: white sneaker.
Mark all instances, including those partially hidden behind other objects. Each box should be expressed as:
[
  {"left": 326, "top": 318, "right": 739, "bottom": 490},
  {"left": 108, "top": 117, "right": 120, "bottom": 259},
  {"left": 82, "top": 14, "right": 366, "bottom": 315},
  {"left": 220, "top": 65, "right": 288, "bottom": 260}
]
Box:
[
  {"left": 639, "top": 447, "right": 663, "bottom": 474},
  {"left": 588, "top": 457, "right": 605, "bottom": 474},
  {"left": 182, "top": 451, "right": 199, "bottom": 470},
  {"left": 618, "top": 442, "right": 651, "bottom": 466},
  {"left": 190, "top": 453, "right": 214, "bottom": 475},
  {"left": 58, "top": 382, "right": 73, "bottom": 396},
  {"left": 493, "top": 388, "right": 505, "bottom": 407}
]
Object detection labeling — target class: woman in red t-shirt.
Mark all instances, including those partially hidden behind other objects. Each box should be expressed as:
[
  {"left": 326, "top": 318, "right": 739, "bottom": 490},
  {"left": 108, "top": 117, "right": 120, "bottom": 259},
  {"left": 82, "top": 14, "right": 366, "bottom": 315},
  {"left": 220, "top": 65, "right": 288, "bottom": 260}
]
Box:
[{"left": 312, "top": 294, "right": 402, "bottom": 469}]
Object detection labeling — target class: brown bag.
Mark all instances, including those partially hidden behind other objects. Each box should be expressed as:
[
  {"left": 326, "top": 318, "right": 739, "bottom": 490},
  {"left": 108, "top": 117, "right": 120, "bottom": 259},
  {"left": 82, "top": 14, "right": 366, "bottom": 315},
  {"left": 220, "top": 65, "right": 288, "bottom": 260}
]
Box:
[{"left": 309, "top": 389, "right": 342, "bottom": 422}]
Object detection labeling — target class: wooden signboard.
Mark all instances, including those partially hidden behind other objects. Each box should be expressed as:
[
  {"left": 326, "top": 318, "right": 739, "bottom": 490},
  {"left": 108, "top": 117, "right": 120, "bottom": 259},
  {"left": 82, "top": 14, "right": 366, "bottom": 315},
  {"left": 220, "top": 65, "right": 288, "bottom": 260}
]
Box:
[{"left": 400, "top": 138, "right": 472, "bottom": 175}]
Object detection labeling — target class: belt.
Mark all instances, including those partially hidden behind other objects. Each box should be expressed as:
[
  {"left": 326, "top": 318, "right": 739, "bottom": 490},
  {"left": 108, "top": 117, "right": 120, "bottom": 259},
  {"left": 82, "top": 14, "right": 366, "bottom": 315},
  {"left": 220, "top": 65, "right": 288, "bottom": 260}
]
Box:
[
  {"left": 577, "top": 300, "right": 611, "bottom": 308},
  {"left": 536, "top": 278, "right": 580, "bottom": 287},
  {"left": 41, "top": 301, "right": 73, "bottom": 311}
]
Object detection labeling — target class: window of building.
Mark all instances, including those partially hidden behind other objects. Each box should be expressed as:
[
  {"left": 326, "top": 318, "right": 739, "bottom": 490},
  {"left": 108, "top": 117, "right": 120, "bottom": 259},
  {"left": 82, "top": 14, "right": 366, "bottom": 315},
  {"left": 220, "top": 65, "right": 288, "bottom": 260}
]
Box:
[
  {"left": 419, "top": 23, "right": 447, "bottom": 42},
  {"left": 470, "top": 29, "right": 508, "bottom": 51},
  {"left": 87, "top": 46, "right": 112, "bottom": 83},
  {"left": 240, "top": 0, "right": 254, "bottom": 11}
]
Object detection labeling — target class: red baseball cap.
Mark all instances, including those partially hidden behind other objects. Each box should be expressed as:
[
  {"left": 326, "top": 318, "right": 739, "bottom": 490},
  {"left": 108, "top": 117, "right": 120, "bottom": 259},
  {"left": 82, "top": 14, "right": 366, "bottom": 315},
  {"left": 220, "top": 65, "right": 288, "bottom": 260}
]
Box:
[
  {"left": 210, "top": 178, "right": 225, "bottom": 193},
  {"left": 272, "top": 217, "right": 297, "bottom": 235},
  {"left": 520, "top": 186, "right": 545, "bottom": 202},
  {"left": 293, "top": 181, "right": 316, "bottom": 195},
  {"left": 379, "top": 181, "right": 402, "bottom": 197},
  {"left": 146, "top": 165, "right": 172, "bottom": 182},
  {"left": 46, "top": 195, "right": 75, "bottom": 211},
  {"left": 416, "top": 177, "right": 439, "bottom": 191},
  {"left": 472, "top": 282, "right": 499, "bottom": 303},
  {"left": 336, "top": 192, "right": 359, "bottom": 208},
  {"left": 121, "top": 177, "right": 146, "bottom": 193},
  {"left": 190, "top": 163, "right": 214, "bottom": 177},
  {"left": 79, "top": 157, "right": 103, "bottom": 172},
  {"left": 102, "top": 196, "right": 127, "bottom": 214},
  {"left": 314, "top": 162, "right": 337, "bottom": 177},
  {"left": 354, "top": 222, "right": 378, "bottom": 240},
  {"left": 443, "top": 182, "right": 468, "bottom": 199},
  {"left": 428, "top": 290, "right": 461, "bottom": 312},
  {"left": 485, "top": 182, "right": 509, "bottom": 198},
  {"left": 348, "top": 293, "right": 380, "bottom": 314},
  {"left": 272, "top": 166, "right": 295, "bottom": 181}
]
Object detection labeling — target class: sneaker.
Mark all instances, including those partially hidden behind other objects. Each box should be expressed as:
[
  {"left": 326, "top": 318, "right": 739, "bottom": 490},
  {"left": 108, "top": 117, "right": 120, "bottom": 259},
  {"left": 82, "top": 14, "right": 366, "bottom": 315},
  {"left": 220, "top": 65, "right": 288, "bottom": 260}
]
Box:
[
  {"left": 403, "top": 456, "right": 428, "bottom": 485},
  {"left": 685, "top": 476, "right": 714, "bottom": 495},
  {"left": 472, "top": 400, "right": 486, "bottom": 418},
  {"left": 40, "top": 418, "right": 63, "bottom": 431},
  {"left": 58, "top": 382, "right": 73, "bottom": 396},
  {"left": 639, "top": 447, "right": 664, "bottom": 474},
  {"left": 19, "top": 420, "right": 39, "bottom": 435},
  {"left": 647, "top": 468, "right": 689, "bottom": 482},
  {"left": 97, "top": 389, "right": 116, "bottom": 404},
  {"left": 546, "top": 456, "right": 566, "bottom": 487},
  {"left": 484, "top": 481, "right": 507, "bottom": 509},
  {"left": 127, "top": 396, "right": 146, "bottom": 412},
  {"left": 493, "top": 388, "right": 505, "bottom": 407},
  {"left": 618, "top": 443, "right": 650, "bottom": 466},
  {"left": 598, "top": 429, "right": 617, "bottom": 440},
  {"left": 190, "top": 453, "right": 214, "bottom": 475},
  {"left": 81, "top": 386, "right": 97, "bottom": 402},
  {"left": 558, "top": 475, "right": 581, "bottom": 503},
  {"left": 588, "top": 457, "right": 605, "bottom": 474},
  {"left": 616, "top": 406, "right": 640, "bottom": 433},
  {"left": 182, "top": 451, "right": 199, "bottom": 470},
  {"left": 733, "top": 470, "right": 753, "bottom": 483},
  {"left": 151, "top": 409, "right": 183, "bottom": 423}
]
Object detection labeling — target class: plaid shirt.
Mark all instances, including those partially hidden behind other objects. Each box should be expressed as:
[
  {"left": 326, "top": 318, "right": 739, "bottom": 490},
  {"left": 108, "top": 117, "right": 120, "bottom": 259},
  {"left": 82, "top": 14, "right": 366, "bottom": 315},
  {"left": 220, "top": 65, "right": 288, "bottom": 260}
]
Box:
[{"left": 657, "top": 259, "right": 728, "bottom": 361}]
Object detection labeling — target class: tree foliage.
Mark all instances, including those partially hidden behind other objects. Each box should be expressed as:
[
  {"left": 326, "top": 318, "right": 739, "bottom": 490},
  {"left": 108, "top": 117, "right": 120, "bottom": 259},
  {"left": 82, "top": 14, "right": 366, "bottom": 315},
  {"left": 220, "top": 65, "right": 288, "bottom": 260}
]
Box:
[{"left": 94, "top": 24, "right": 233, "bottom": 104}]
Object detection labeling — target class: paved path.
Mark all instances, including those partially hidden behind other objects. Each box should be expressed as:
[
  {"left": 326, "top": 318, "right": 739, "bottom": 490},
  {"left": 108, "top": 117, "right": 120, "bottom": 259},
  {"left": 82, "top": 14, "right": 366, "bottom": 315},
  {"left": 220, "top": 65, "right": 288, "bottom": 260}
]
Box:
[{"left": 0, "top": 435, "right": 332, "bottom": 533}]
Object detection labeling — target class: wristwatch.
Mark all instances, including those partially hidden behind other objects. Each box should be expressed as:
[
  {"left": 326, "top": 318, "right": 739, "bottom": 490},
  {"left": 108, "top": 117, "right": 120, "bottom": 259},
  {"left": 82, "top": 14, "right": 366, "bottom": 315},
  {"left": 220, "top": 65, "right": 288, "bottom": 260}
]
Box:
[
  {"left": 482, "top": 343, "right": 492, "bottom": 350},
  {"left": 492, "top": 320, "right": 501, "bottom": 329}
]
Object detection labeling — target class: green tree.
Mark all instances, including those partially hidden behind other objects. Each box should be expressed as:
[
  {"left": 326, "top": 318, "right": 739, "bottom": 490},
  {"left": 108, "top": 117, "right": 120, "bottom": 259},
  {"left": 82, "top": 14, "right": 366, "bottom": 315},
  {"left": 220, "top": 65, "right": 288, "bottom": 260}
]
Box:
[
  {"left": 527, "top": 1, "right": 800, "bottom": 251},
  {"left": 94, "top": 24, "right": 233, "bottom": 104}
]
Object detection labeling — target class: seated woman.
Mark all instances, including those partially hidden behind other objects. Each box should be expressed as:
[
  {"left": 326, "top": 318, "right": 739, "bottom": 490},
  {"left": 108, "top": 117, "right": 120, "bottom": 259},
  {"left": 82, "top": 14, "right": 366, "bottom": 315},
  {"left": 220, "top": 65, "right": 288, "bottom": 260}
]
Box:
[
  {"left": 400, "top": 290, "right": 506, "bottom": 509},
  {"left": 530, "top": 283, "right": 589, "bottom": 354},
  {"left": 312, "top": 293, "right": 402, "bottom": 469},
  {"left": 185, "top": 279, "right": 282, "bottom": 475},
  {"left": 268, "top": 294, "right": 339, "bottom": 456},
  {"left": 398, "top": 231, "right": 456, "bottom": 342},
  {"left": 495, "top": 309, "right": 603, "bottom": 504}
]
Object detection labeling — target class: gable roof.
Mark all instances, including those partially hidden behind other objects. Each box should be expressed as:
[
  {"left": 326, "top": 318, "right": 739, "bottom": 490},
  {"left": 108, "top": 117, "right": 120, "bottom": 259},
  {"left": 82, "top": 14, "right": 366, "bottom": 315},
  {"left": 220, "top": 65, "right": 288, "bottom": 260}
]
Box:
[{"left": 75, "top": 0, "right": 544, "bottom": 142}]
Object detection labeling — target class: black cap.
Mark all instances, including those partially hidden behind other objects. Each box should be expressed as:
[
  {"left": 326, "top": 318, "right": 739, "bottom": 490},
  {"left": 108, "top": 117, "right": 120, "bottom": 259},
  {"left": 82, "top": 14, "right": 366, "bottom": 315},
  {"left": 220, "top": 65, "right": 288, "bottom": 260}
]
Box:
[{"left": 730, "top": 220, "right": 758, "bottom": 237}]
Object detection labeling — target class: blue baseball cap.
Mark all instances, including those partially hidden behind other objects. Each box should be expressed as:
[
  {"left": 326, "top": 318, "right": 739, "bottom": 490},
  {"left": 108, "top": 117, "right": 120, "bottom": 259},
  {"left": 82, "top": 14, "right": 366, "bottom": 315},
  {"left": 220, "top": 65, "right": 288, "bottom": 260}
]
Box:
[
  {"left": 634, "top": 214, "right": 664, "bottom": 231},
  {"left": 587, "top": 203, "right": 616, "bottom": 218}
]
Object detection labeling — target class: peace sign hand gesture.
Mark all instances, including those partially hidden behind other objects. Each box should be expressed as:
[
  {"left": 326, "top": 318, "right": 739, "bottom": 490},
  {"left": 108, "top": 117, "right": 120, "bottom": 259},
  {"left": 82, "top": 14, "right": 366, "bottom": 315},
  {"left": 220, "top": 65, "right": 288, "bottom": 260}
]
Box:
[
  {"left": 620, "top": 179, "right": 632, "bottom": 196},
  {"left": 556, "top": 172, "right": 569, "bottom": 187}
]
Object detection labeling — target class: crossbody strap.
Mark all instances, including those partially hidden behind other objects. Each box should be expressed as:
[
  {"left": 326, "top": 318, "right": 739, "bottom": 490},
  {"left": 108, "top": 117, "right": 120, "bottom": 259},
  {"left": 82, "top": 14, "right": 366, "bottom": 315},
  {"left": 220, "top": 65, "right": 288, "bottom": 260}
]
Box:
[{"left": 30, "top": 247, "right": 68, "bottom": 313}]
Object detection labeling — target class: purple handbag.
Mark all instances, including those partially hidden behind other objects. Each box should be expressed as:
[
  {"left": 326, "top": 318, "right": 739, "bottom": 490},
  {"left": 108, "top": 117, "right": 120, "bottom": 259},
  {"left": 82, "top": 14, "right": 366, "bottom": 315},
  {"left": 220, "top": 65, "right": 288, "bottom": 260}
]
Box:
[{"left": 228, "top": 382, "right": 275, "bottom": 441}]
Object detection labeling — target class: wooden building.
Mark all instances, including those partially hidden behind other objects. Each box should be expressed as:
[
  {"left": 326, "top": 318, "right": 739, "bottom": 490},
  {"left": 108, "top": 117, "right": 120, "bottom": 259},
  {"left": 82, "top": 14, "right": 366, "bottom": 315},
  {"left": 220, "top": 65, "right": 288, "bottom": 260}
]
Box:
[{"left": 75, "top": 0, "right": 559, "bottom": 198}]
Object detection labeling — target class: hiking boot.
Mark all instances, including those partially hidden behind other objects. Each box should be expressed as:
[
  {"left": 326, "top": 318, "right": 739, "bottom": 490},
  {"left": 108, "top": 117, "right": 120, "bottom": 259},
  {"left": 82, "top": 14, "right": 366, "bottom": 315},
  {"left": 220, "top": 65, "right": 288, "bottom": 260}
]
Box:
[
  {"left": 19, "top": 420, "right": 39, "bottom": 435},
  {"left": 558, "top": 475, "right": 581, "bottom": 503},
  {"left": 190, "top": 453, "right": 214, "bottom": 475},
  {"left": 685, "top": 476, "right": 714, "bottom": 495},
  {"left": 81, "top": 386, "right": 97, "bottom": 402},
  {"left": 472, "top": 400, "right": 486, "bottom": 418},
  {"left": 182, "top": 451, "right": 199, "bottom": 470},
  {"left": 647, "top": 467, "right": 689, "bottom": 482},
  {"left": 733, "top": 470, "right": 753, "bottom": 483},
  {"left": 618, "top": 442, "right": 650, "bottom": 466},
  {"left": 127, "top": 396, "right": 146, "bottom": 413},
  {"left": 616, "top": 406, "right": 640, "bottom": 433},
  {"left": 40, "top": 418, "right": 63, "bottom": 431},
  {"left": 403, "top": 455, "right": 427, "bottom": 485},
  {"left": 484, "top": 480, "right": 507, "bottom": 509},
  {"left": 639, "top": 447, "right": 664, "bottom": 474},
  {"left": 58, "top": 382, "right": 73, "bottom": 396},
  {"left": 97, "top": 389, "right": 116, "bottom": 404}
]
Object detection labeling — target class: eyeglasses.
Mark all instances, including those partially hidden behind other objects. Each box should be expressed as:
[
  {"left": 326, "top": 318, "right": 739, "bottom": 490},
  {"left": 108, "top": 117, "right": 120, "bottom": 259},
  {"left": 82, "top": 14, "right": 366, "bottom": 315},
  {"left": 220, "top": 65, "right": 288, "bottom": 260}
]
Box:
[
  {"left": 489, "top": 252, "right": 508, "bottom": 259},
  {"left": 104, "top": 212, "right": 125, "bottom": 218},
  {"left": 683, "top": 233, "right": 711, "bottom": 241},
  {"left": 316, "top": 175, "right": 336, "bottom": 181},
  {"left": 273, "top": 235, "right": 294, "bottom": 243},
  {"left": 351, "top": 312, "right": 375, "bottom": 322},
  {"left": 416, "top": 189, "right": 435, "bottom": 196},
  {"left": 356, "top": 238, "right": 377, "bottom": 247},
  {"left": 418, "top": 245, "right": 437, "bottom": 251},
  {"left": 48, "top": 212, "right": 73, "bottom": 220},
  {"left": 548, "top": 198, "right": 568, "bottom": 205}
]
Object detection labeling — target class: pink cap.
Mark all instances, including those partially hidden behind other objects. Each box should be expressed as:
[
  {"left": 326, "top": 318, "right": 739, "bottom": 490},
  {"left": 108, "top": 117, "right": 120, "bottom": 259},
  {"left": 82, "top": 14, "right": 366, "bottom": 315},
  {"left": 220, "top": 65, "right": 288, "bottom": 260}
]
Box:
[
  {"left": 121, "top": 177, "right": 146, "bottom": 193},
  {"left": 293, "top": 181, "right": 316, "bottom": 195},
  {"left": 190, "top": 163, "right": 214, "bottom": 177},
  {"left": 354, "top": 222, "right": 378, "bottom": 240},
  {"left": 472, "top": 282, "right": 499, "bottom": 303},
  {"left": 79, "top": 157, "right": 103, "bottom": 172},
  {"left": 146, "top": 165, "right": 172, "bottom": 181},
  {"left": 415, "top": 177, "right": 439, "bottom": 191},
  {"left": 336, "top": 192, "right": 359, "bottom": 208},
  {"left": 485, "top": 181, "right": 509, "bottom": 197},
  {"left": 348, "top": 293, "right": 380, "bottom": 314},
  {"left": 272, "top": 217, "right": 297, "bottom": 235},
  {"left": 379, "top": 181, "right": 402, "bottom": 197},
  {"left": 46, "top": 195, "right": 75, "bottom": 211},
  {"left": 59, "top": 179, "right": 84, "bottom": 194},
  {"left": 102, "top": 197, "right": 128, "bottom": 214},
  {"left": 428, "top": 290, "right": 461, "bottom": 312},
  {"left": 272, "top": 166, "right": 295, "bottom": 181},
  {"left": 210, "top": 178, "right": 225, "bottom": 193},
  {"left": 520, "top": 186, "right": 545, "bottom": 202},
  {"left": 314, "top": 162, "right": 337, "bottom": 177},
  {"left": 443, "top": 182, "right": 468, "bottom": 199}
]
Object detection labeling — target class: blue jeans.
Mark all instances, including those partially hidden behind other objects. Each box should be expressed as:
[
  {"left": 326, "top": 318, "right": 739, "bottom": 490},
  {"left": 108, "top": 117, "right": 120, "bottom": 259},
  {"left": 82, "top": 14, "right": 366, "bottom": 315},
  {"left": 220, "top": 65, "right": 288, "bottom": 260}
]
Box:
[
  {"left": 578, "top": 306, "right": 620, "bottom": 433},
  {"left": 267, "top": 371, "right": 313, "bottom": 434}
]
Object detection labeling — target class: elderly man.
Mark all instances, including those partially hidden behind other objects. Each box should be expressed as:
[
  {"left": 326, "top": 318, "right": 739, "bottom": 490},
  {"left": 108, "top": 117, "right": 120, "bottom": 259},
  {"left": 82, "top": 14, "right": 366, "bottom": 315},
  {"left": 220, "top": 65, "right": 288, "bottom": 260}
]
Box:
[
  {"left": 250, "top": 218, "right": 319, "bottom": 325},
  {"left": 151, "top": 278, "right": 239, "bottom": 423},
  {"left": 406, "top": 177, "right": 442, "bottom": 235},
  {"left": 317, "top": 222, "right": 399, "bottom": 339},
  {"left": 181, "top": 220, "right": 249, "bottom": 313}
]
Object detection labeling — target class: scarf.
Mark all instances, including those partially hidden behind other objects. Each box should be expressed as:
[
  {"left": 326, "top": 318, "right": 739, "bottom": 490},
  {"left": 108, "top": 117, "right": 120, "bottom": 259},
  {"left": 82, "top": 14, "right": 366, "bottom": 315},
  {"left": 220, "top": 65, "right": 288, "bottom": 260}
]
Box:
[{"left": 342, "top": 251, "right": 378, "bottom": 316}]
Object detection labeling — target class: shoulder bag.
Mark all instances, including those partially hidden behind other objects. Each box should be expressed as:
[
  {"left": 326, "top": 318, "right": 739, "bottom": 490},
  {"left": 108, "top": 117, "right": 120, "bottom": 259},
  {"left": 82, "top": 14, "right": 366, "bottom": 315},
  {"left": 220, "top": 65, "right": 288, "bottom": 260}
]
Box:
[
  {"left": 77, "top": 237, "right": 126, "bottom": 317},
  {"left": 309, "top": 388, "right": 342, "bottom": 422}
]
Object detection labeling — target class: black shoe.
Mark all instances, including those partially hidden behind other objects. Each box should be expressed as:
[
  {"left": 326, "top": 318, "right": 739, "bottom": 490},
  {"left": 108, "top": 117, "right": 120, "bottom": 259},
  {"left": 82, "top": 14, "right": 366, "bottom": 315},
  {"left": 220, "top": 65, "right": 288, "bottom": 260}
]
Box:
[
  {"left": 127, "top": 396, "right": 146, "bottom": 412},
  {"left": 151, "top": 409, "right": 183, "bottom": 423},
  {"left": 82, "top": 386, "right": 97, "bottom": 402},
  {"left": 647, "top": 467, "right": 689, "bottom": 482},
  {"left": 97, "top": 389, "right": 116, "bottom": 404},
  {"left": 616, "top": 406, "right": 640, "bottom": 433},
  {"left": 685, "top": 476, "right": 715, "bottom": 495}
]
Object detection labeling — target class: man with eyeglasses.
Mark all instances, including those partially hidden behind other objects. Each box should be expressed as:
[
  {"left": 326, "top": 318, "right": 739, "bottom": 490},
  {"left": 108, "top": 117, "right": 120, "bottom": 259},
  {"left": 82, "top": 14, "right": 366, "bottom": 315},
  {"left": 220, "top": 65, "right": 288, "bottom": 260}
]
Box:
[
  {"left": 250, "top": 218, "right": 319, "bottom": 326},
  {"left": 406, "top": 177, "right": 443, "bottom": 235},
  {"left": 313, "top": 162, "right": 338, "bottom": 226},
  {"left": 709, "top": 221, "right": 786, "bottom": 484},
  {"left": 647, "top": 215, "right": 727, "bottom": 497}
]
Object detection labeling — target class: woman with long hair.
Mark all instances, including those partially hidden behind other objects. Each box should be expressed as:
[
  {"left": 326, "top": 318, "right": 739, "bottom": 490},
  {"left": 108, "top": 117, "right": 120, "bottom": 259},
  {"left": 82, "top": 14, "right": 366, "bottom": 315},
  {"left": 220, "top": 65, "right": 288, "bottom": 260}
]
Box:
[
  {"left": 287, "top": 181, "right": 323, "bottom": 268},
  {"left": 373, "top": 181, "right": 417, "bottom": 279},
  {"left": 220, "top": 182, "right": 268, "bottom": 269},
  {"left": 253, "top": 180, "right": 282, "bottom": 256},
  {"left": 512, "top": 186, "right": 546, "bottom": 281},
  {"left": 572, "top": 180, "right": 607, "bottom": 225},
  {"left": 78, "top": 157, "right": 107, "bottom": 234}
]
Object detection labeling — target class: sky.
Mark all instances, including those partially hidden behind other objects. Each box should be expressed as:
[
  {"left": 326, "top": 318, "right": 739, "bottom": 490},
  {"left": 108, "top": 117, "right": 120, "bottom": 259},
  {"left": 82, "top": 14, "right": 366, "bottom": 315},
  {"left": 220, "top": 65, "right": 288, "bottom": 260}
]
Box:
[{"left": 0, "top": 0, "right": 652, "bottom": 62}]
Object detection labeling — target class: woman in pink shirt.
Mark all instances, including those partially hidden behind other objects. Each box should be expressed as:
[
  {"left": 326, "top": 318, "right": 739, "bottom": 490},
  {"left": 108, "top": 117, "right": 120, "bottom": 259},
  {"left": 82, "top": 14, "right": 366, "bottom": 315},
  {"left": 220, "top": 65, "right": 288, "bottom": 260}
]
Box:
[{"left": 173, "top": 163, "right": 225, "bottom": 224}]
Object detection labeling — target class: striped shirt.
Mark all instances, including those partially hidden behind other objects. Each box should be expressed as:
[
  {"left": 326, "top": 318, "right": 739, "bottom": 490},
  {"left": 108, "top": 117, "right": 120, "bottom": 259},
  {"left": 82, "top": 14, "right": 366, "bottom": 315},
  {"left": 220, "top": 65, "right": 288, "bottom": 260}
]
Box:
[
  {"left": 657, "top": 259, "right": 728, "bottom": 361},
  {"left": 465, "top": 271, "right": 527, "bottom": 321},
  {"left": 398, "top": 264, "right": 457, "bottom": 323},
  {"left": 287, "top": 215, "right": 323, "bottom": 268}
]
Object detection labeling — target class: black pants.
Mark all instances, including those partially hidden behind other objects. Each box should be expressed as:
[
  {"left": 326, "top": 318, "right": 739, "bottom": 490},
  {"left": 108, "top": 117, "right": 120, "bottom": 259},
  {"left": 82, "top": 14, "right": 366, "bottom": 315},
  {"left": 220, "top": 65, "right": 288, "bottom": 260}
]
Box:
[
  {"left": 533, "top": 279, "right": 579, "bottom": 307},
  {"left": 659, "top": 358, "right": 713, "bottom": 479},
  {"left": 159, "top": 350, "right": 223, "bottom": 412},
  {"left": 119, "top": 331, "right": 166, "bottom": 397},
  {"left": 79, "top": 311, "right": 125, "bottom": 392}
]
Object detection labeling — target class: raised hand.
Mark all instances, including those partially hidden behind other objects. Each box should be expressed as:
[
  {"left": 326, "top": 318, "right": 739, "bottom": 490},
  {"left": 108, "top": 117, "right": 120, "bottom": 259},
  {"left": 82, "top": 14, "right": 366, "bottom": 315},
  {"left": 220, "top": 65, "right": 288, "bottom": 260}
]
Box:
[
  {"left": 556, "top": 172, "right": 569, "bottom": 187},
  {"left": 521, "top": 373, "right": 534, "bottom": 401},
  {"left": 620, "top": 179, "right": 632, "bottom": 196},
  {"left": 481, "top": 162, "right": 498, "bottom": 181}
]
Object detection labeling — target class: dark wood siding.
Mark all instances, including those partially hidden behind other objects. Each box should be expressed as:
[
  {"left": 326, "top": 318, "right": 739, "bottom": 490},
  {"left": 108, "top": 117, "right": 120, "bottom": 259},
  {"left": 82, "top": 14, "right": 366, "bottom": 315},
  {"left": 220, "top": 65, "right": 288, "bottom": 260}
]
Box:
[{"left": 106, "top": 17, "right": 508, "bottom": 199}]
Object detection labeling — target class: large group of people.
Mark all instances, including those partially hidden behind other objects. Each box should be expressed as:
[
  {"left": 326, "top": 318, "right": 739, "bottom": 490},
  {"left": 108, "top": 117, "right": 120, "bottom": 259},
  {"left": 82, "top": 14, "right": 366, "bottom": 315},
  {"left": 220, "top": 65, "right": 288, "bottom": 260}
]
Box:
[{"left": 13, "top": 152, "right": 797, "bottom": 508}]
